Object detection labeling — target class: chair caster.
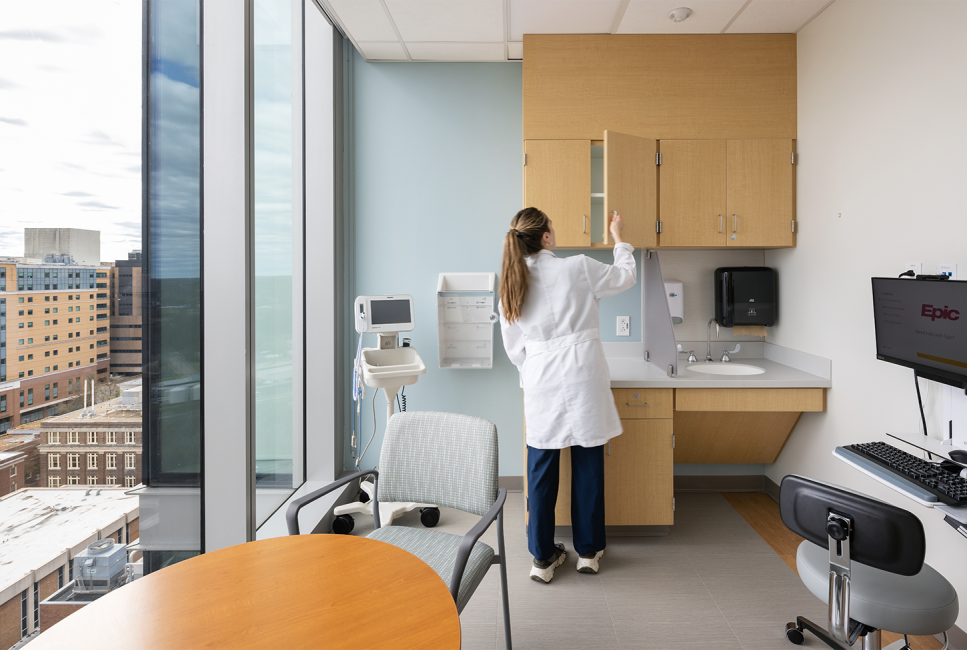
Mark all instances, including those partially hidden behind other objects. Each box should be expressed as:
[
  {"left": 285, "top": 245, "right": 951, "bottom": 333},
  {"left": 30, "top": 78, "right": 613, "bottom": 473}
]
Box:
[
  {"left": 420, "top": 507, "right": 440, "bottom": 528},
  {"left": 784, "top": 622, "right": 804, "bottom": 645},
  {"left": 358, "top": 490, "right": 370, "bottom": 503},
  {"left": 332, "top": 514, "right": 355, "bottom": 535}
]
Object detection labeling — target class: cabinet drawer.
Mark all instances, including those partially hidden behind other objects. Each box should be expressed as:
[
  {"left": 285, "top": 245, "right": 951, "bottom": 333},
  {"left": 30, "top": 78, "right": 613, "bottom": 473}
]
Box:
[
  {"left": 674, "top": 388, "right": 825, "bottom": 412},
  {"left": 612, "top": 388, "right": 673, "bottom": 419}
]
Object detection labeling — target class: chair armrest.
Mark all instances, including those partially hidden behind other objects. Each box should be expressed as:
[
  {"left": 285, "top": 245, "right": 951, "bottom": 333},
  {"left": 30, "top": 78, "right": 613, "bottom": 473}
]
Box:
[
  {"left": 448, "top": 488, "right": 507, "bottom": 603},
  {"left": 285, "top": 469, "right": 380, "bottom": 535}
]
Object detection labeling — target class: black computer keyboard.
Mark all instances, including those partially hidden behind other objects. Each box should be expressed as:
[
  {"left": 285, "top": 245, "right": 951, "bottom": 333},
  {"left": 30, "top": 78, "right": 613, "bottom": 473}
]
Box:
[{"left": 846, "top": 442, "right": 967, "bottom": 505}]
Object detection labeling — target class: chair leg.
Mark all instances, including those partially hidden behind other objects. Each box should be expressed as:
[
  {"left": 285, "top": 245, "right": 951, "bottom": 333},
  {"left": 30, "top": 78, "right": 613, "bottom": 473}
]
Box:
[
  {"left": 860, "top": 629, "right": 880, "bottom": 650},
  {"left": 497, "top": 510, "right": 512, "bottom": 650}
]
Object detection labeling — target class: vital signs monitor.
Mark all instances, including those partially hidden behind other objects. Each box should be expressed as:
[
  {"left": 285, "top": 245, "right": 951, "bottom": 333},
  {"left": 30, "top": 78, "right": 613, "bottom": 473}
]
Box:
[{"left": 355, "top": 295, "right": 415, "bottom": 333}]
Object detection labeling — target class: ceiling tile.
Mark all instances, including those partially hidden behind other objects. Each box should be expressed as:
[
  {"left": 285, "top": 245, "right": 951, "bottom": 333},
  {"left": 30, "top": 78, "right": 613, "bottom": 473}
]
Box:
[
  {"left": 327, "top": 0, "right": 399, "bottom": 42},
  {"left": 508, "top": 42, "right": 524, "bottom": 60},
  {"left": 726, "top": 0, "right": 831, "bottom": 33},
  {"left": 384, "top": 0, "right": 504, "bottom": 42},
  {"left": 509, "top": 1, "right": 625, "bottom": 41},
  {"left": 406, "top": 42, "right": 507, "bottom": 61},
  {"left": 618, "top": 0, "right": 748, "bottom": 34},
  {"left": 357, "top": 41, "right": 409, "bottom": 61}
]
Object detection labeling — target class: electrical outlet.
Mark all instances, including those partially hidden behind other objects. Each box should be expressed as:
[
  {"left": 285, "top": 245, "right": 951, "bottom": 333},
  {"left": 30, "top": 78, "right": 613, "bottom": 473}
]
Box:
[
  {"left": 939, "top": 263, "right": 958, "bottom": 280},
  {"left": 905, "top": 263, "right": 922, "bottom": 275},
  {"left": 617, "top": 316, "right": 630, "bottom": 337}
]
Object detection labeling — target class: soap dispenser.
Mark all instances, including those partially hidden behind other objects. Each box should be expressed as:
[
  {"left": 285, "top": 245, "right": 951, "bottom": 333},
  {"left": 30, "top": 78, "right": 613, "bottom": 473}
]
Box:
[{"left": 664, "top": 280, "right": 684, "bottom": 324}]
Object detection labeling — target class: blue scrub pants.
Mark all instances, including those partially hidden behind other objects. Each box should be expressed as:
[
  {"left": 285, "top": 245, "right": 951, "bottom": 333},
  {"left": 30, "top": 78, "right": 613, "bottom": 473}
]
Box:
[{"left": 527, "top": 444, "right": 606, "bottom": 561}]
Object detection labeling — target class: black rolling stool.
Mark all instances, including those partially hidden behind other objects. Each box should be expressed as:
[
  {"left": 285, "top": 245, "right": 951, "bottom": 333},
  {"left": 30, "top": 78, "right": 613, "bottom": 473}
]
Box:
[{"left": 780, "top": 475, "right": 958, "bottom": 650}]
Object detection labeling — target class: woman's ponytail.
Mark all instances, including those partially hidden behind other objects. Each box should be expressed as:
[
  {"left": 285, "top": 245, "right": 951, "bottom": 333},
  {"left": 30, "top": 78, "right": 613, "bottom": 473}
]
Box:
[{"left": 500, "top": 207, "right": 549, "bottom": 323}]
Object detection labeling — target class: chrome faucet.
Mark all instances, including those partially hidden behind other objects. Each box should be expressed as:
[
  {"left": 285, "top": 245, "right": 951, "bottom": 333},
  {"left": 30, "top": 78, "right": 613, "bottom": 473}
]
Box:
[
  {"left": 677, "top": 343, "right": 698, "bottom": 364},
  {"left": 706, "top": 318, "right": 719, "bottom": 362}
]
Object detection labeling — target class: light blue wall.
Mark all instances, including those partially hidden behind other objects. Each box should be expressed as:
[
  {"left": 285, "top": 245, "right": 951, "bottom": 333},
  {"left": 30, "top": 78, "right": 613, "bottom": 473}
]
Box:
[
  {"left": 350, "top": 55, "right": 650, "bottom": 477},
  {"left": 351, "top": 56, "right": 525, "bottom": 475}
]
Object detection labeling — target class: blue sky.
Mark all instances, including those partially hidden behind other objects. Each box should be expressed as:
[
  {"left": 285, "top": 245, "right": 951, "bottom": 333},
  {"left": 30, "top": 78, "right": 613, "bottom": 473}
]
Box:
[{"left": 0, "top": 0, "right": 141, "bottom": 262}]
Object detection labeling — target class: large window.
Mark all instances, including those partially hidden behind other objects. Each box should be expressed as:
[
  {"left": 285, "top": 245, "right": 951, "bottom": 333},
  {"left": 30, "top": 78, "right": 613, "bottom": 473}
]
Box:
[{"left": 252, "top": 0, "right": 305, "bottom": 525}]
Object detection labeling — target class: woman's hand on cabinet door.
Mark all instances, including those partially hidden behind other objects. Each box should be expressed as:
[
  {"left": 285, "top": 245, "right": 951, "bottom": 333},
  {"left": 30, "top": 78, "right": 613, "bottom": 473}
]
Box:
[{"left": 610, "top": 211, "right": 624, "bottom": 244}]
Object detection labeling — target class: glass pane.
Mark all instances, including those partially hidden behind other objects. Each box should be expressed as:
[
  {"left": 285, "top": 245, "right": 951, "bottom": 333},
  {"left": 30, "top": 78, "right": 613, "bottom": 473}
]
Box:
[
  {"left": 254, "top": 0, "right": 301, "bottom": 525},
  {"left": 146, "top": 0, "right": 202, "bottom": 486}
]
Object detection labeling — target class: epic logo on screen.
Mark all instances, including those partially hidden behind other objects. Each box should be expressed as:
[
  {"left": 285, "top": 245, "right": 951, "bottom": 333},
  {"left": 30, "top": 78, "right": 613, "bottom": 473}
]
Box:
[{"left": 922, "top": 304, "right": 961, "bottom": 321}]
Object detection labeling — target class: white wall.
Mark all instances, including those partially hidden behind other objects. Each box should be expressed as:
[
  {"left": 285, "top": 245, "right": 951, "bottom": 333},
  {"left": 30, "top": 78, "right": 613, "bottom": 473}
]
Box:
[{"left": 766, "top": 0, "right": 967, "bottom": 623}]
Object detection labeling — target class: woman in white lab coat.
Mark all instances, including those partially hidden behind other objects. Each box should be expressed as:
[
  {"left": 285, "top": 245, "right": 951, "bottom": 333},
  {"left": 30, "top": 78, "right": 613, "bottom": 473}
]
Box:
[{"left": 499, "top": 207, "right": 637, "bottom": 582}]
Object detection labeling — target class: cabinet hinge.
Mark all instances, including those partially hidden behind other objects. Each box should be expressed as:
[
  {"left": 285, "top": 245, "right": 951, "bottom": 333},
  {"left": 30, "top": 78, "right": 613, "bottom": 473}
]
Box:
[
  {"left": 656, "top": 220, "right": 662, "bottom": 234},
  {"left": 523, "top": 153, "right": 527, "bottom": 167},
  {"left": 656, "top": 152, "right": 662, "bottom": 166},
  {"left": 673, "top": 497, "right": 676, "bottom": 512},
  {"left": 672, "top": 434, "right": 675, "bottom": 449},
  {"left": 791, "top": 152, "right": 796, "bottom": 165},
  {"left": 792, "top": 220, "right": 796, "bottom": 233}
]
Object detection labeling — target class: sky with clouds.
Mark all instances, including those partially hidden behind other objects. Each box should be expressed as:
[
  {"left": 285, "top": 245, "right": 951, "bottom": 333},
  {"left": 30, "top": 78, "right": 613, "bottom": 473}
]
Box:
[{"left": 0, "top": 0, "right": 141, "bottom": 263}]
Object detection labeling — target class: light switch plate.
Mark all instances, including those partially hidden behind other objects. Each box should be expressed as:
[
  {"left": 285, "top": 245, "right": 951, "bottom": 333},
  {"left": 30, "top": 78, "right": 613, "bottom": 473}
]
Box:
[
  {"left": 617, "top": 316, "right": 630, "bottom": 337},
  {"left": 939, "top": 263, "right": 957, "bottom": 280}
]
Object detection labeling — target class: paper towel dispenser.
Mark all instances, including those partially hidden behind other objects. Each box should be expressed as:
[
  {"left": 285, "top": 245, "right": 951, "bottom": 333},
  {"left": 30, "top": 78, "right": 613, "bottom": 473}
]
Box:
[{"left": 714, "top": 267, "right": 777, "bottom": 328}]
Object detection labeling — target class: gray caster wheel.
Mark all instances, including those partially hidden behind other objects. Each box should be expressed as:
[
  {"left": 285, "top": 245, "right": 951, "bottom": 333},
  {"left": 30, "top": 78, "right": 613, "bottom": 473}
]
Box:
[
  {"left": 420, "top": 507, "right": 440, "bottom": 528},
  {"left": 332, "top": 514, "right": 355, "bottom": 535},
  {"left": 784, "top": 623, "right": 804, "bottom": 645}
]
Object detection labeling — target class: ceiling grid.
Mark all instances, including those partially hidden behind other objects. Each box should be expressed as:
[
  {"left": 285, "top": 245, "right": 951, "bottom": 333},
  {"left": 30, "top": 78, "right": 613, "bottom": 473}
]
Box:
[{"left": 322, "top": 0, "right": 836, "bottom": 63}]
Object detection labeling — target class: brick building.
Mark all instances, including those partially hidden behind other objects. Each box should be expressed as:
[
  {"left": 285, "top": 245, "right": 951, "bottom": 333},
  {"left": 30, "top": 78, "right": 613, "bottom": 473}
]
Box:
[
  {"left": 0, "top": 256, "right": 112, "bottom": 432},
  {"left": 108, "top": 251, "right": 142, "bottom": 377},
  {"left": 0, "top": 434, "right": 41, "bottom": 490},
  {"left": 0, "top": 488, "right": 138, "bottom": 649},
  {"left": 38, "top": 392, "right": 142, "bottom": 489},
  {"left": 0, "top": 452, "right": 24, "bottom": 495}
]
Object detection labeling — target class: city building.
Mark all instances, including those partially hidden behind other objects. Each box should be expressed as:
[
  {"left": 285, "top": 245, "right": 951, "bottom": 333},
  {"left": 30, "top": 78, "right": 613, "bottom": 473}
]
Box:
[
  {"left": 0, "top": 434, "right": 40, "bottom": 490},
  {"left": 0, "top": 451, "right": 24, "bottom": 495},
  {"left": 0, "top": 488, "right": 138, "bottom": 649},
  {"left": 38, "top": 391, "right": 142, "bottom": 489},
  {"left": 0, "top": 258, "right": 111, "bottom": 430},
  {"left": 23, "top": 229, "right": 100, "bottom": 267},
  {"left": 109, "top": 251, "right": 142, "bottom": 377}
]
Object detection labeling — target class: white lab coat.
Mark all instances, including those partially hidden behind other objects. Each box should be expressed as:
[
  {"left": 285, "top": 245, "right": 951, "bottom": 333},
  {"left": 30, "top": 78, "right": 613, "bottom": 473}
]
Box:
[{"left": 500, "top": 243, "right": 637, "bottom": 449}]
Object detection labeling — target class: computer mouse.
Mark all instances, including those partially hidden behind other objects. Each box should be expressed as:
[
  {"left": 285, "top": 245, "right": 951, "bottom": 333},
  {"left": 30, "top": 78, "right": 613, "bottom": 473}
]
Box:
[{"left": 949, "top": 449, "right": 967, "bottom": 463}]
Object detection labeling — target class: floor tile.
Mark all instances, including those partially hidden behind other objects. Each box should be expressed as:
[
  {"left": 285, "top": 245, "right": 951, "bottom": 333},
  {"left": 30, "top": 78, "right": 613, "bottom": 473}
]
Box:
[
  {"left": 460, "top": 624, "right": 497, "bottom": 650},
  {"left": 509, "top": 623, "right": 619, "bottom": 650},
  {"left": 613, "top": 619, "right": 745, "bottom": 650}
]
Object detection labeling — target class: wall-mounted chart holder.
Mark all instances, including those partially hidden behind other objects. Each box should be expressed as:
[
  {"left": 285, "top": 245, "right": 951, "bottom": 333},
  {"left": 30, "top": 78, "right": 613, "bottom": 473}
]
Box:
[{"left": 437, "top": 272, "right": 497, "bottom": 369}]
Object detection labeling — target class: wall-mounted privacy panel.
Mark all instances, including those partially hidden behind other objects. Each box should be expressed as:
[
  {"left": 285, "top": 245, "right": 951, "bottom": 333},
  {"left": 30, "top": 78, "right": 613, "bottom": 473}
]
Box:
[
  {"left": 643, "top": 251, "right": 678, "bottom": 377},
  {"left": 522, "top": 34, "right": 797, "bottom": 141},
  {"left": 437, "top": 273, "right": 497, "bottom": 369}
]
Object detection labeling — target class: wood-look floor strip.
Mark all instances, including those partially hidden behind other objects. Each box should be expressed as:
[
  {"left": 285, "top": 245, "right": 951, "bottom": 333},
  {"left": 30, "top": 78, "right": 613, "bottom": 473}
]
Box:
[{"left": 722, "top": 492, "right": 942, "bottom": 650}]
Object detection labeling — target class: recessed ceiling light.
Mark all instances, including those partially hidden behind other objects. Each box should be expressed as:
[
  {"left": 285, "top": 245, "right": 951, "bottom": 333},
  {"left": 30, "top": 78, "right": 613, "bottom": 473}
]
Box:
[{"left": 668, "top": 7, "right": 692, "bottom": 22}]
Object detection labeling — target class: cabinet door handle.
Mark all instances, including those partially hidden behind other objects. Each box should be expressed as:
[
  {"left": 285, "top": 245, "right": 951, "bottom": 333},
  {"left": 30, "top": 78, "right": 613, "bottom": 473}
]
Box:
[
  {"left": 583, "top": 214, "right": 587, "bottom": 234},
  {"left": 625, "top": 403, "right": 649, "bottom": 407},
  {"left": 733, "top": 214, "right": 737, "bottom": 233},
  {"left": 719, "top": 214, "right": 723, "bottom": 233}
]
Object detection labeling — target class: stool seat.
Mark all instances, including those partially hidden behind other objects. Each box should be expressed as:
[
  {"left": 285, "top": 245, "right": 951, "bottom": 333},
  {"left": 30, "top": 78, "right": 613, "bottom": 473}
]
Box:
[{"left": 797, "top": 540, "right": 958, "bottom": 636}]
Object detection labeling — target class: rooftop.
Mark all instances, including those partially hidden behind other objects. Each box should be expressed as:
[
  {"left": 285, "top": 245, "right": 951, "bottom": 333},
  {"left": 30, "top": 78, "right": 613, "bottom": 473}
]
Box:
[
  {"left": 0, "top": 433, "right": 39, "bottom": 452},
  {"left": 41, "top": 397, "right": 142, "bottom": 427},
  {"left": 0, "top": 488, "right": 138, "bottom": 591}
]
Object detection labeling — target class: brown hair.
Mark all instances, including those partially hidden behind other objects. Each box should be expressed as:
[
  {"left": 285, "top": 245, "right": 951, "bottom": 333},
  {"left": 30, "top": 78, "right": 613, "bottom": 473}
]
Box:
[{"left": 500, "top": 207, "right": 550, "bottom": 323}]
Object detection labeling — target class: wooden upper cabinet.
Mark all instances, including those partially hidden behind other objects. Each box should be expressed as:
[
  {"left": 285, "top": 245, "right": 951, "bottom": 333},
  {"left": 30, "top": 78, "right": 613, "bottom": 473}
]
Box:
[
  {"left": 604, "top": 130, "right": 658, "bottom": 249},
  {"left": 523, "top": 140, "right": 591, "bottom": 247},
  {"left": 726, "top": 139, "right": 796, "bottom": 247},
  {"left": 658, "top": 140, "right": 728, "bottom": 247}
]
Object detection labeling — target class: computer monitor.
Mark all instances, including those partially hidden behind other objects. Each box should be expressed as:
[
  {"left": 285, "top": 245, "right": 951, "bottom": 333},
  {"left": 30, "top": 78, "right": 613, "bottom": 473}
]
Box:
[
  {"left": 354, "top": 295, "right": 415, "bottom": 333},
  {"left": 872, "top": 277, "right": 967, "bottom": 390}
]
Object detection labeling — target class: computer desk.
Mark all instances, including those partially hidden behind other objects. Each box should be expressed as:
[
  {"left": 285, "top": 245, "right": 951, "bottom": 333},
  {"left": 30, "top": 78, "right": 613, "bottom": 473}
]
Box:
[{"left": 835, "top": 431, "right": 967, "bottom": 535}]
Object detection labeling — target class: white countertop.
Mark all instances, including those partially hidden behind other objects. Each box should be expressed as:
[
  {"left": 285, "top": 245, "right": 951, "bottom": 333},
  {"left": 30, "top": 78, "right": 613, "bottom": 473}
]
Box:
[{"left": 607, "top": 350, "right": 832, "bottom": 389}]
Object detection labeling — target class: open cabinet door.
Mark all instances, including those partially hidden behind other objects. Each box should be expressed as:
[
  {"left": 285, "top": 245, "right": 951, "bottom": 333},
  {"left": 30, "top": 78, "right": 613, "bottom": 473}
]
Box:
[{"left": 604, "top": 130, "right": 657, "bottom": 249}]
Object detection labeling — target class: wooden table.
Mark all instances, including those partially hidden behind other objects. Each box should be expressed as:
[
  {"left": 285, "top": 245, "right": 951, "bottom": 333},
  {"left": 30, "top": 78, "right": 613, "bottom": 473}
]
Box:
[{"left": 33, "top": 535, "right": 461, "bottom": 650}]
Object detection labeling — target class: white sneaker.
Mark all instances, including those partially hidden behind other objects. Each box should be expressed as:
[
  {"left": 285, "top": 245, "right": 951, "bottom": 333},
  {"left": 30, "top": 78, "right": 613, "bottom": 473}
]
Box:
[
  {"left": 529, "top": 543, "right": 567, "bottom": 583},
  {"left": 576, "top": 550, "right": 604, "bottom": 574}
]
